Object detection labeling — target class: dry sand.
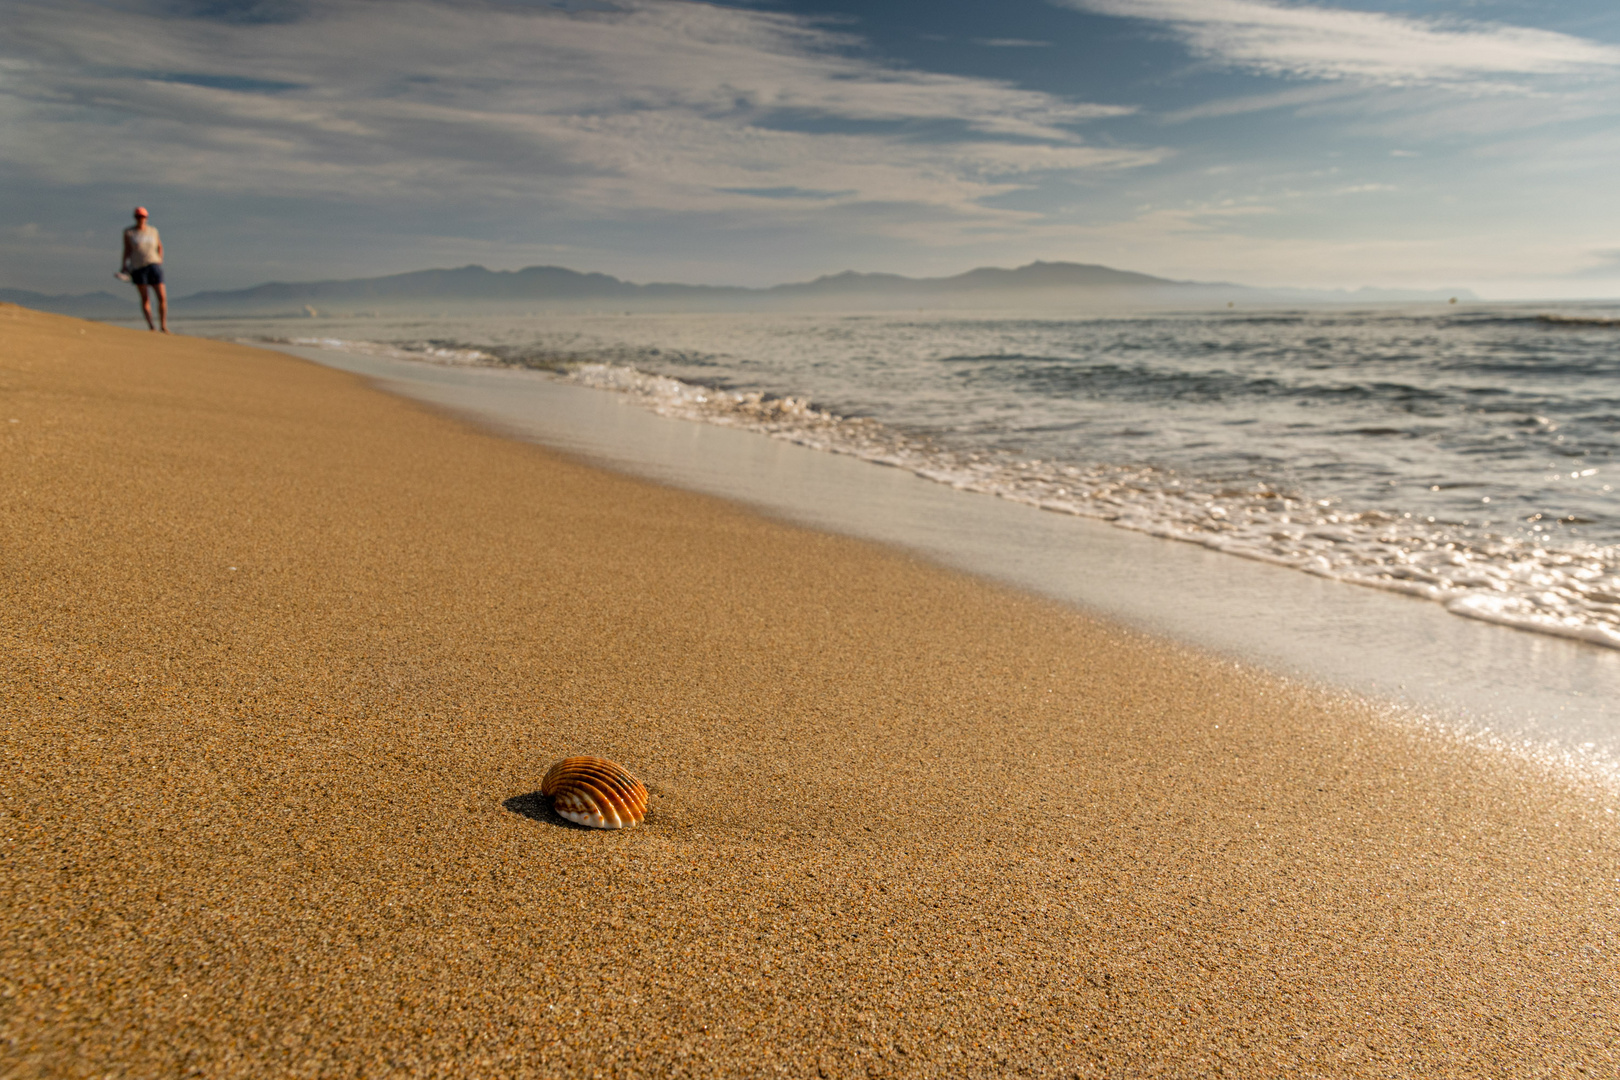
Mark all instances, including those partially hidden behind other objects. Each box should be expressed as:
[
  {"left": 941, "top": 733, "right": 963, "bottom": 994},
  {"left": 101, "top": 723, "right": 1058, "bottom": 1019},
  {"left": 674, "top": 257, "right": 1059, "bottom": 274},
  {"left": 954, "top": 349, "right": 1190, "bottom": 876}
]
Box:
[{"left": 1, "top": 305, "right": 1616, "bottom": 1077}]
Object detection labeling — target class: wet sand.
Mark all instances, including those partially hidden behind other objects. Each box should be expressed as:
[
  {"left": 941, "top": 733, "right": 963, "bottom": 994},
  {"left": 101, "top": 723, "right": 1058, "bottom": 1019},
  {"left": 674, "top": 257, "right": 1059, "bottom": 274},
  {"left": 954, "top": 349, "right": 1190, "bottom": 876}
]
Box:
[{"left": 2, "top": 305, "right": 1616, "bottom": 1077}]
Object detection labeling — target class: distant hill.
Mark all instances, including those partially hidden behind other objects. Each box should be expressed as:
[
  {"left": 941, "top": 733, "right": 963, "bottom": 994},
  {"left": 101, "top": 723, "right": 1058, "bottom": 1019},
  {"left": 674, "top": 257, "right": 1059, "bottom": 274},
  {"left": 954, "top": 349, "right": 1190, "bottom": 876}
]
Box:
[
  {"left": 1, "top": 288, "right": 129, "bottom": 317},
  {"left": 6, "top": 262, "right": 1479, "bottom": 318},
  {"left": 768, "top": 261, "right": 1185, "bottom": 297},
  {"left": 180, "top": 264, "right": 671, "bottom": 308},
  {"left": 171, "top": 260, "right": 1476, "bottom": 314},
  {"left": 175, "top": 260, "right": 1205, "bottom": 313}
]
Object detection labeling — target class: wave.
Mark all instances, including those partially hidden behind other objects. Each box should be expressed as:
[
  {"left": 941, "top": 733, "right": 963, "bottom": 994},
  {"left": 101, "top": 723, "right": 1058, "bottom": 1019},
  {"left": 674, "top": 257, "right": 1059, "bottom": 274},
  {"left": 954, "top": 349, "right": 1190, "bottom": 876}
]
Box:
[
  {"left": 254, "top": 335, "right": 500, "bottom": 365},
  {"left": 1538, "top": 314, "right": 1620, "bottom": 328},
  {"left": 556, "top": 362, "right": 1620, "bottom": 651},
  {"left": 257, "top": 334, "right": 1620, "bottom": 652}
]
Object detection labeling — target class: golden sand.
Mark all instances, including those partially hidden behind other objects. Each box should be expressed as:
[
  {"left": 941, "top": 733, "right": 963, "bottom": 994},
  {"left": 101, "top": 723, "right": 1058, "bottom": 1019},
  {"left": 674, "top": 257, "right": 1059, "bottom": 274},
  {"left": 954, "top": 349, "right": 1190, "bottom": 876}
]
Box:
[{"left": 1, "top": 305, "right": 1615, "bottom": 1077}]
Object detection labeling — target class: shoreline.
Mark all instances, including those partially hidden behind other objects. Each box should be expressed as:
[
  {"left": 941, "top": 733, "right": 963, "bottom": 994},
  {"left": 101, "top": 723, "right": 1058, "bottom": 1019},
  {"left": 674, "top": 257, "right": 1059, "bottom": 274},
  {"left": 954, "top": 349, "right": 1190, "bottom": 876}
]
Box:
[
  {"left": 182, "top": 305, "right": 1620, "bottom": 661},
  {"left": 268, "top": 338, "right": 1620, "bottom": 772},
  {"left": 4, "top": 305, "right": 1617, "bottom": 1076}
]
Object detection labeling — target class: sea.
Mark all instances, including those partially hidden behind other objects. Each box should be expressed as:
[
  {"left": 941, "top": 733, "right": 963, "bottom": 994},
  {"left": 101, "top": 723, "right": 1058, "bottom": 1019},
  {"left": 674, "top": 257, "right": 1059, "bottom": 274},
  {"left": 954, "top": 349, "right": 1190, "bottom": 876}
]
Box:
[
  {"left": 197, "top": 304, "right": 1620, "bottom": 641},
  {"left": 160, "top": 301, "right": 1620, "bottom": 773}
]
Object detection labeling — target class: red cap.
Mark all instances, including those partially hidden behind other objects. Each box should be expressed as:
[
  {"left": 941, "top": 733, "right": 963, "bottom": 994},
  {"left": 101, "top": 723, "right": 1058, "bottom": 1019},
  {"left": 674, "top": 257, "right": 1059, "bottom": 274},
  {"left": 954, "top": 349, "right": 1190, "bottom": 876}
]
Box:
[{"left": 133, "top": 206, "right": 149, "bottom": 217}]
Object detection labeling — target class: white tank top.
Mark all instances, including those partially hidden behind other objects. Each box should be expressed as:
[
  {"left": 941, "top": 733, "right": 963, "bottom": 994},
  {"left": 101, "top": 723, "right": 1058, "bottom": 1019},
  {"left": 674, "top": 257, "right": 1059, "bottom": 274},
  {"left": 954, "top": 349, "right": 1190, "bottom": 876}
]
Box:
[{"left": 126, "top": 225, "right": 162, "bottom": 268}]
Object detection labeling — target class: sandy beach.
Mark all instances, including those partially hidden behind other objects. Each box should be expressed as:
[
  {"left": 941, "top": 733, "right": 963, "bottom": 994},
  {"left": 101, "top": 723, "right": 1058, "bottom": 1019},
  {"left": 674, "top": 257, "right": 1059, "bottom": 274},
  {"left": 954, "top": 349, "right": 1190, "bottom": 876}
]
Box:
[{"left": 2, "top": 305, "right": 1616, "bottom": 1077}]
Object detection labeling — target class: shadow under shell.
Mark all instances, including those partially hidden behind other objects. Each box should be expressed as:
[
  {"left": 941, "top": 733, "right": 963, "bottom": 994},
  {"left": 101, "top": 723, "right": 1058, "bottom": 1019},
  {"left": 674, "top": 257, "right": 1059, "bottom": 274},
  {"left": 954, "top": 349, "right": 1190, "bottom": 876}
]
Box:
[{"left": 502, "top": 791, "right": 600, "bottom": 830}]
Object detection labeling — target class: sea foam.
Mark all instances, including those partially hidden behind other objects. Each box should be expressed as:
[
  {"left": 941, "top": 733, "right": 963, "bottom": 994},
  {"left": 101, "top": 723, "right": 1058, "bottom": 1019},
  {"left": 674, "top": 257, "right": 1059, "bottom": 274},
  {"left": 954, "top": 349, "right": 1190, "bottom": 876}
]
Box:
[
  {"left": 241, "top": 306, "right": 1620, "bottom": 652},
  {"left": 558, "top": 359, "right": 1620, "bottom": 650}
]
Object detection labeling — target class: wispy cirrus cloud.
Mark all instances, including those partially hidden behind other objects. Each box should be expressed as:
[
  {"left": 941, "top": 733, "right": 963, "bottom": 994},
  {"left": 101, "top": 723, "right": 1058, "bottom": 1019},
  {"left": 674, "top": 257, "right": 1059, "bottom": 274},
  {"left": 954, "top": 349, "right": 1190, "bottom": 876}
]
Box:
[
  {"left": 971, "top": 38, "right": 1053, "bottom": 48},
  {"left": 0, "top": 0, "right": 1153, "bottom": 239},
  {"left": 1058, "top": 0, "right": 1620, "bottom": 84},
  {"left": 1157, "top": 82, "right": 1357, "bottom": 123},
  {"left": 6, "top": 0, "right": 1616, "bottom": 296},
  {"left": 1576, "top": 249, "right": 1620, "bottom": 278}
]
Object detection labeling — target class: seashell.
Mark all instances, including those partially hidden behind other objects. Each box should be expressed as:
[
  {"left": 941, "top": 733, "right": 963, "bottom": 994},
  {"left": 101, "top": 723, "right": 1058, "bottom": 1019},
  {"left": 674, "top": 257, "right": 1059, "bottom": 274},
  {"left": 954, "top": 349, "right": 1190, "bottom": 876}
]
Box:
[{"left": 541, "top": 756, "right": 648, "bottom": 829}]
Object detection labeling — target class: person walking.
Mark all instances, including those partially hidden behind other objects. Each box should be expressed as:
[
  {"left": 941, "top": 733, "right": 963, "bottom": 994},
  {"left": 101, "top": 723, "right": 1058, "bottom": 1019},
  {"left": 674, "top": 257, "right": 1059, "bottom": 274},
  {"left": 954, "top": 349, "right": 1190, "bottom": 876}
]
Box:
[{"left": 121, "top": 207, "right": 168, "bottom": 333}]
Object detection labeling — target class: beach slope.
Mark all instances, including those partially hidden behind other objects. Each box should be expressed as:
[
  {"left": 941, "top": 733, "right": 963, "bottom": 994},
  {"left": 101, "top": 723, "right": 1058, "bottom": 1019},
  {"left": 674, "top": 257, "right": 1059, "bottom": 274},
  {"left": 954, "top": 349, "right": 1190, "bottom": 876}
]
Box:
[{"left": 1, "top": 306, "right": 1615, "bottom": 1077}]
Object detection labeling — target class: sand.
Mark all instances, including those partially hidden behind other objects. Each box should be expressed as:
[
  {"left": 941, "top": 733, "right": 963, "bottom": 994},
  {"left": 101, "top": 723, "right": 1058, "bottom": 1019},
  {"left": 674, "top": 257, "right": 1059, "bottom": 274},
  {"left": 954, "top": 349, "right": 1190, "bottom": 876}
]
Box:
[{"left": 1, "top": 305, "right": 1615, "bottom": 1078}]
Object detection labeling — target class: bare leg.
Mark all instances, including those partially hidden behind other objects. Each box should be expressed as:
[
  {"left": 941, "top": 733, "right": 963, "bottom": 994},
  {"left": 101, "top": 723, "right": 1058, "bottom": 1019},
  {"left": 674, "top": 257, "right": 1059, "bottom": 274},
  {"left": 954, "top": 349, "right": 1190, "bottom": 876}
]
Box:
[
  {"left": 155, "top": 283, "right": 168, "bottom": 333},
  {"left": 136, "top": 283, "right": 156, "bottom": 330}
]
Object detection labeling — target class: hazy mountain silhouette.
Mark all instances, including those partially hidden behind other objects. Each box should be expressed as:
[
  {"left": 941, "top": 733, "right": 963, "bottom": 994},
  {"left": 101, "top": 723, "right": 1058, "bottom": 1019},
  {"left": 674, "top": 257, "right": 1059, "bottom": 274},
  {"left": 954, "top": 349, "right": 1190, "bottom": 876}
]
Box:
[
  {"left": 6, "top": 261, "right": 1476, "bottom": 318},
  {"left": 171, "top": 260, "right": 1204, "bottom": 311},
  {"left": 1, "top": 288, "right": 128, "bottom": 317}
]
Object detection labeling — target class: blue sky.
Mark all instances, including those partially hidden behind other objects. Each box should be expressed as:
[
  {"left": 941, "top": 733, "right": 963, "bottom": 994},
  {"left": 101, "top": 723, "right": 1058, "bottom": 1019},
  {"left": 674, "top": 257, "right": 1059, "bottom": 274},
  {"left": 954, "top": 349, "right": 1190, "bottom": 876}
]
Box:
[{"left": 4, "top": 0, "right": 1620, "bottom": 297}]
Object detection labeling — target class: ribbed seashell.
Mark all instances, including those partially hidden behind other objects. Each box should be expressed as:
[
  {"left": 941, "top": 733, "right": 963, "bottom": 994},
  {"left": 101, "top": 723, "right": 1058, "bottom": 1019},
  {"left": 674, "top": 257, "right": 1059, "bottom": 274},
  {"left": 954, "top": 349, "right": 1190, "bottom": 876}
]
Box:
[{"left": 541, "top": 756, "right": 648, "bottom": 829}]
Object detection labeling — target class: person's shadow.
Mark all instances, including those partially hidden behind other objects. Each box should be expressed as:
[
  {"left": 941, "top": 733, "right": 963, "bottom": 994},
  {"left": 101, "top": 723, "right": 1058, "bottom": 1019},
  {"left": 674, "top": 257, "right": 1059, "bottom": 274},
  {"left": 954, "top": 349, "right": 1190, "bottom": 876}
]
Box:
[{"left": 503, "top": 791, "right": 596, "bottom": 830}]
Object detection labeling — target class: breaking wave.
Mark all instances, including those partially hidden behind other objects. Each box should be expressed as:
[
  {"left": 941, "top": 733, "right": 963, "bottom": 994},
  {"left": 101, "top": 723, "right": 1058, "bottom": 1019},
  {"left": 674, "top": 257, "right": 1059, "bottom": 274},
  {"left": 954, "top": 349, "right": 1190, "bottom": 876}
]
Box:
[
  {"left": 557, "top": 360, "right": 1620, "bottom": 650},
  {"left": 250, "top": 326, "right": 1620, "bottom": 651}
]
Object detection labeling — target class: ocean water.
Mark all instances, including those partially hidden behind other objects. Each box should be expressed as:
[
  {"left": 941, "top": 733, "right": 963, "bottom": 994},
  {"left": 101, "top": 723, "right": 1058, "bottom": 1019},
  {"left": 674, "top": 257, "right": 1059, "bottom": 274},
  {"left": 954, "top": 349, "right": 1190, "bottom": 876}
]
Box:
[{"left": 195, "top": 303, "right": 1620, "bottom": 650}]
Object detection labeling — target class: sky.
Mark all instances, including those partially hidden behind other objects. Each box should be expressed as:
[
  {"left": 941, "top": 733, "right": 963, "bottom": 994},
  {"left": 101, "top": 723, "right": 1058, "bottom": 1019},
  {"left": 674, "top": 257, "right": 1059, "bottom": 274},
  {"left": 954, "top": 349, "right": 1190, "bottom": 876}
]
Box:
[{"left": 4, "top": 0, "right": 1620, "bottom": 298}]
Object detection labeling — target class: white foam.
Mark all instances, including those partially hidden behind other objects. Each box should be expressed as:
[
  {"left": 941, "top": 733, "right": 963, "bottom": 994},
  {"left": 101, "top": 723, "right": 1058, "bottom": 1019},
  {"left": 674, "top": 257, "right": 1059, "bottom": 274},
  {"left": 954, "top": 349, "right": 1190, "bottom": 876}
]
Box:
[
  {"left": 260, "top": 337, "right": 1620, "bottom": 655},
  {"left": 559, "top": 361, "right": 1620, "bottom": 652},
  {"left": 274, "top": 336, "right": 499, "bottom": 366},
  {"left": 264, "top": 341, "right": 1620, "bottom": 773}
]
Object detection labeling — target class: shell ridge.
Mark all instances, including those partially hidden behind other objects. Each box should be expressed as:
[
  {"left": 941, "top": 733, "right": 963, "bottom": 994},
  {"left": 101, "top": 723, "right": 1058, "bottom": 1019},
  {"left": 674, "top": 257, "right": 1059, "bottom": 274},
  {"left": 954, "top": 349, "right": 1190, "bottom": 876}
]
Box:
[
  {"left": 540, "top": 756, "right": 646, "bottom": 828},
  {"left": 575, "top": 778, "right": 625, "bottom": 827}
]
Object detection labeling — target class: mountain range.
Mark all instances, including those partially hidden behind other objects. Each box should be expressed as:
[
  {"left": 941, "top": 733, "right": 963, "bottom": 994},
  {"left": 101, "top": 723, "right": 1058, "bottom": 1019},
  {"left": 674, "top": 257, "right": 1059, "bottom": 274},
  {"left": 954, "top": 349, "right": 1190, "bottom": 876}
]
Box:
[{"left": 1, "top": 260, "right": 1475, "bottom": 318}]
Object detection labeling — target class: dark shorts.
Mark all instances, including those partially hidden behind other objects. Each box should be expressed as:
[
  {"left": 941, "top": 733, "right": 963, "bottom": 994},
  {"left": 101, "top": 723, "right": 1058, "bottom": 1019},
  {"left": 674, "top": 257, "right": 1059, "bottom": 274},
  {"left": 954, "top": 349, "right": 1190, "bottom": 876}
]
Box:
[{"left": 130, "top": 264, "right": 164, "bottom": 286}]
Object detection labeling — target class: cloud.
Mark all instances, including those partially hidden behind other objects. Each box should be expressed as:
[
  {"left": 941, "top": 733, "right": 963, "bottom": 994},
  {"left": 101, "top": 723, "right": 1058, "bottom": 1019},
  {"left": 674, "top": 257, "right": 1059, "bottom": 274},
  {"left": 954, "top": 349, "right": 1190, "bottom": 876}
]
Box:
[
  {"left": 0, "top": 0, "right": 1155, "bottom": 242},
  {"left": 1059, "top": 0, "right": 1620, "bottom": 84},
  {"left": 1574, "top": 249, "right": 1620, "bottom": 278},
  {"left": 720, "top": 186, "right": 858, "bottom": 201},
  {"left": 1283, "top": 81, "right": 1620, "bottom": 143},
  {"left": 1157, "top": 82, "right": 1356, "bottom": 123},
  {"left": 971, "top": 38, "right": 1053, "bottom": 48}
]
